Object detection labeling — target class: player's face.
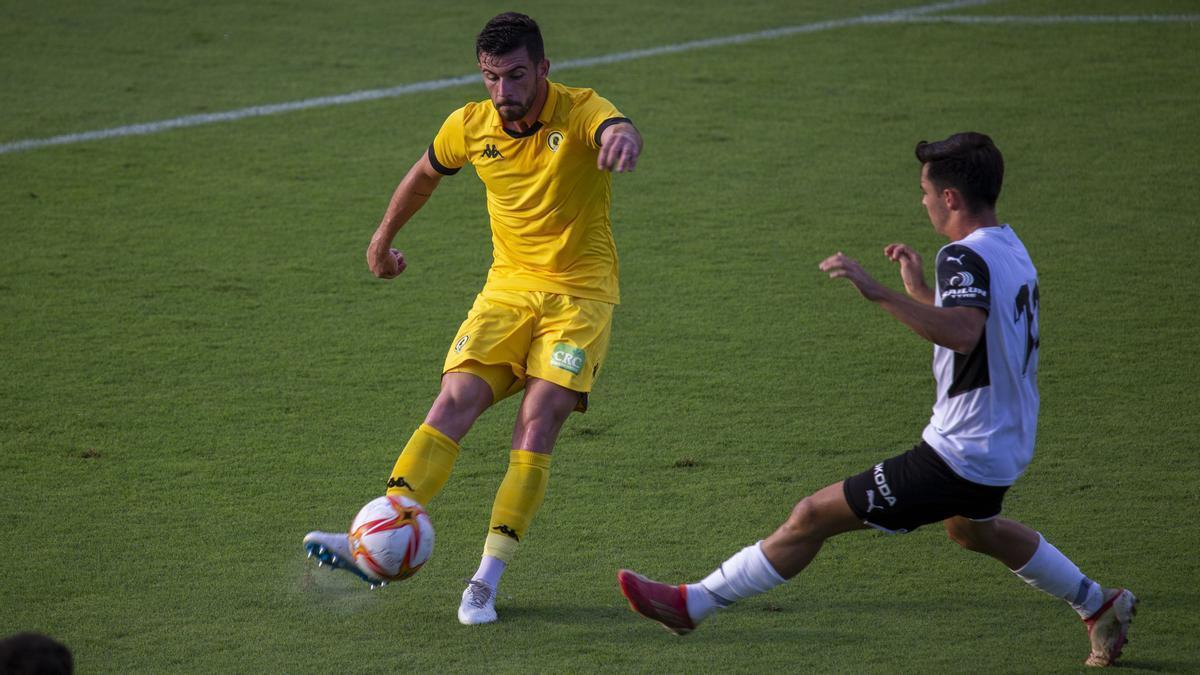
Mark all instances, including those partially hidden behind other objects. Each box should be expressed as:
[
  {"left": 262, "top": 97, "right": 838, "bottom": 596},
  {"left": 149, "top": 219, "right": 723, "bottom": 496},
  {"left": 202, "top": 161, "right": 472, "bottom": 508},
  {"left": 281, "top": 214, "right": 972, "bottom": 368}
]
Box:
[
  {"left": 920, "top": 164, "right": 950, "bottom": 234},
  {"left": 479, "top": 47, "right": 548, "bottom": 122}
]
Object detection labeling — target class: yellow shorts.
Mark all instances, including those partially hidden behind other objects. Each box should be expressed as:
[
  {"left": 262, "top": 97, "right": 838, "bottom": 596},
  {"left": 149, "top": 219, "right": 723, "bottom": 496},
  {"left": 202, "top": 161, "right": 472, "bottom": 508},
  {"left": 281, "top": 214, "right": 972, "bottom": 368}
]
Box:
[{"left": 443, "top": 289, "right": 614, "bottom": 407}]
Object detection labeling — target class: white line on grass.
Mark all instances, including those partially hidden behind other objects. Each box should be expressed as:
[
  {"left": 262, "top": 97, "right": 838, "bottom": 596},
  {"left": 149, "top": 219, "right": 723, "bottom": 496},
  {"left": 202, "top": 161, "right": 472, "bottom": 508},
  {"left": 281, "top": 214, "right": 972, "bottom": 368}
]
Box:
[
  {"left": 1, "top": 0, "right": 991, "bottom": 156},
  {"left": 895, "top": 14, "right": 1200, "bottom": 25},
  {"left": 11, "top": 3, "right": 1196, "bottom": 156}
]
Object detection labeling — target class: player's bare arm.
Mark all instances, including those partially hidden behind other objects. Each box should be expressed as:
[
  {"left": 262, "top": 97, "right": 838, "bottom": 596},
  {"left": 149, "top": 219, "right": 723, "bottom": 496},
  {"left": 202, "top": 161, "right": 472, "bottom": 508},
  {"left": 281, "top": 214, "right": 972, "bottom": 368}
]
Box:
[
  {"left": 598, "top": 122, "right": 642, "bottom": 173},
  {"left": 884, "top": 242, "right": 934, "bottom": 304},
  {"left": 366, "top": 152, "right": 444, "bottom": 279},
  {"left": 819, "top": 251, "right": 984, "bottom": 354}
]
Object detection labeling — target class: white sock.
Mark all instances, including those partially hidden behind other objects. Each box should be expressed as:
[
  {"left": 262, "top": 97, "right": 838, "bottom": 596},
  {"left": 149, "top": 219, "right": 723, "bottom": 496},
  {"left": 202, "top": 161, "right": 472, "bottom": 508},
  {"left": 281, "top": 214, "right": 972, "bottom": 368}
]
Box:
[
  {"left": 684, "top": 584, "right": 718, "bottom": 622},
  {"left": 691, "top": 541, "right": 786, "bottom": 621},
  {"left": 1013, "top": 533, "right": 1103, "bottom": 618},
  {"left": 472, "top": 555, "right": 506, "bottom": 590}
]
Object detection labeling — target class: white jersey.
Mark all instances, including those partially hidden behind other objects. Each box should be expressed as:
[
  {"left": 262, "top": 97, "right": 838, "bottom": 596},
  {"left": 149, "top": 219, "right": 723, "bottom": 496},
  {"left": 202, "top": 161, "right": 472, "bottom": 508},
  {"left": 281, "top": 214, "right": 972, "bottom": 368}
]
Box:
[{"left": 921, "top": 224, "right": 1040, "bottom": 486}]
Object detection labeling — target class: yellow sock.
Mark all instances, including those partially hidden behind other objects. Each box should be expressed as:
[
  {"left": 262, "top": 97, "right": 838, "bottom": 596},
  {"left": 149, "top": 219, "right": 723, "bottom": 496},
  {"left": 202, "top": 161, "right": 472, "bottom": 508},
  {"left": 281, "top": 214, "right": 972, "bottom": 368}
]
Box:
[
  {"left": 385, "top": 423, "right": 460, "bottom": 506},
  {"left": 483, "top": 450, "right": 552, "bottom": 563}
]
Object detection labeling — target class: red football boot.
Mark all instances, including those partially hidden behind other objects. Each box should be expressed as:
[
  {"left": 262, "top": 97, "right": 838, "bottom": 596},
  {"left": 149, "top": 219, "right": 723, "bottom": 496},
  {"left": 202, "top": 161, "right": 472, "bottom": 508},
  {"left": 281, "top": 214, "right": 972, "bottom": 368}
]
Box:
[{"left": 618, "top": 569, "right": 696, "bottom": 635}]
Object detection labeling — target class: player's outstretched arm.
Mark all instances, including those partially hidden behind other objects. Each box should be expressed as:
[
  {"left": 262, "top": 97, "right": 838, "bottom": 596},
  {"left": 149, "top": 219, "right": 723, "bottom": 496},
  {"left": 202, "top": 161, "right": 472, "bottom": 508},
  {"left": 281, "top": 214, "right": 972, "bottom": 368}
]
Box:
[
  {"left": 819, "top": 251, "right": 984, "bottom": 354},
  {"left": 884, "top": 243, "right": 934, "bottom": 304},
  {"left": 598, "top": 122, "right": 642, "bottom": 173},
  {"left": 366, "top": 153, "right": 444, "bottom": 279}
]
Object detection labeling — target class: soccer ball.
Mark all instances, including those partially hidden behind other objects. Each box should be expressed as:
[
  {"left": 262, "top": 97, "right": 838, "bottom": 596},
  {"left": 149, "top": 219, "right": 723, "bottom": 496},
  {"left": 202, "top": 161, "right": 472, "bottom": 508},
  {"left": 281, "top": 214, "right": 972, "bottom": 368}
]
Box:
[{"left": 348, "top": 495, "right": 434, "bottom": 582}]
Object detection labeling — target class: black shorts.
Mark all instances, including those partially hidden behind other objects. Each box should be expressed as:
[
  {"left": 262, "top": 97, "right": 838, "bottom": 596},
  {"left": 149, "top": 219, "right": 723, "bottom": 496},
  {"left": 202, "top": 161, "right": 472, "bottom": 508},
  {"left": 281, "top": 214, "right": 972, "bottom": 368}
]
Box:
[{"left": 842, "top": 441, "right": 1009, "bottom": 534}]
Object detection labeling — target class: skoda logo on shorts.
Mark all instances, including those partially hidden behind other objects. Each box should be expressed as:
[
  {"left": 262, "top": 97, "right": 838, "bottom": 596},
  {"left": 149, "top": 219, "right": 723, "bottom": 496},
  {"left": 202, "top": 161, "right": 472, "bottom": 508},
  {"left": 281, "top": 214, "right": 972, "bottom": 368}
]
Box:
[
  {"left": 547, "top": 131, "right": 564, "bottom": 153},
  {"left": 454, "top": 335, "right": 470, "bottom": 353},
  {"left": 550, "top": 344, "right": 585, "bottom": 375}
]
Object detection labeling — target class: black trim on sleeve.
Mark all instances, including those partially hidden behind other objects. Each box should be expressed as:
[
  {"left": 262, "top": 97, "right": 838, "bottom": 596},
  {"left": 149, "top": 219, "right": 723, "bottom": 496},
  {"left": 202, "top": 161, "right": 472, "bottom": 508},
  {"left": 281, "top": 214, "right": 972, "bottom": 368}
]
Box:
[
  {"left": 594, "top": 117, "right": 633, "bottom": 146},
  {"left": 427, "top": 144, "right": 461, "bottom": 176}
]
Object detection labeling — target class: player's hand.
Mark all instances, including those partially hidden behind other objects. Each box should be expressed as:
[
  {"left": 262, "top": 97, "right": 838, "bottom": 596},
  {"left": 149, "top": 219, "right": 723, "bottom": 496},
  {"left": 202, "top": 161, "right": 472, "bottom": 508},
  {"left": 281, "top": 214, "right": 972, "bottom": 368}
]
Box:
[
  {"left": 367, "top": 241, "right": 406, "bottom": 279},
  {"left": 884, "top": 243, "right": 931, "bottom": 302},
  {"left": 598, "top": 127, "right": 640, "bottom": 173},
  {"left": 819, "top": 251, "right": 885, "bottom": 301}
]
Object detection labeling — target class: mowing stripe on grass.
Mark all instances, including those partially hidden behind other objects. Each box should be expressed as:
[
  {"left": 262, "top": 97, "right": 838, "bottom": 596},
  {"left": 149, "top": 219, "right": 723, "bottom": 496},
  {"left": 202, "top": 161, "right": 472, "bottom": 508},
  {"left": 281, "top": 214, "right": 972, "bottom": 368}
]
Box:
[{"left": 1, "top": 0, "right": 991, "bottom": 156}]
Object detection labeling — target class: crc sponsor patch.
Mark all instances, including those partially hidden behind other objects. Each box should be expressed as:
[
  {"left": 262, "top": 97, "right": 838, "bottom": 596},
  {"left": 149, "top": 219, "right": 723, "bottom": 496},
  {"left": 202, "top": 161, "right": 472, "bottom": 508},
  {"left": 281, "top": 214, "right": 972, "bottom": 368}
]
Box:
[{"left": 550, "top": 343, "right": 585, "bottom": 375}]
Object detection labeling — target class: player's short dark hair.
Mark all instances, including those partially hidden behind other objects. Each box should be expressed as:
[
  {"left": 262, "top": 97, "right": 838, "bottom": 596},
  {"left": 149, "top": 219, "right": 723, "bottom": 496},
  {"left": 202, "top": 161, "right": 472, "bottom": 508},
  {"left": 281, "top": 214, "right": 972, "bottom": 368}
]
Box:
[
  {"left": 476, "top": 12, "right": 544, "bottom": 63},
  {"left": 0, "top": 632, "right": 73, "bottom": 674},
  {"left": 915, "top": 132, "right": 1004, "bottom": 213}
]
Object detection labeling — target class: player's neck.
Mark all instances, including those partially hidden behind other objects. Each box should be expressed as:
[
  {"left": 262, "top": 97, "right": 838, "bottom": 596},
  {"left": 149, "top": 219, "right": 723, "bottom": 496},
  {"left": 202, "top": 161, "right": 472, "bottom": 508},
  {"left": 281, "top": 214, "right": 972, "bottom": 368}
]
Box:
[
  {"left": 945, "top": 210, "right": 1000, "bottom": 241},
  {"left": 504, "top": 80, "right": 549, "bottom": 134}
]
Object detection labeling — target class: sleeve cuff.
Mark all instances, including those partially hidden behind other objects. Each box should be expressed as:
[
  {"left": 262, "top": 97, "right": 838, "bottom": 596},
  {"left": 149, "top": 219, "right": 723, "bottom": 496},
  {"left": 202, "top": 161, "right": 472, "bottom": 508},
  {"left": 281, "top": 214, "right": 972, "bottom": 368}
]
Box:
[
  {"left": 594, "top": 117, "right": 633, "bottom": 146},
  {"left": 427, "top": 144, "right": 461, "bottom": 176}
]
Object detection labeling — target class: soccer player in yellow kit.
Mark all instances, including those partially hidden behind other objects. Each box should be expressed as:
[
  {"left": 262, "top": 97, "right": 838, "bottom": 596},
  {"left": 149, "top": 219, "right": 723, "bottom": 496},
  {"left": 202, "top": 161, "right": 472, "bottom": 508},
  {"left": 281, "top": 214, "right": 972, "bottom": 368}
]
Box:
[{"left": 303, "top": 12, "right": 642, "bottom": 625}]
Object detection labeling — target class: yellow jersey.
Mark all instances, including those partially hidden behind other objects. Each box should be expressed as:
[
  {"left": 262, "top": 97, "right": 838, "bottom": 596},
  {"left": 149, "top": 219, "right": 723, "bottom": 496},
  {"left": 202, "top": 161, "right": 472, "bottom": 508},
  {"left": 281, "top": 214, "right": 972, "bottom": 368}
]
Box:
[{"left": 428, "top": 80, "right": 628, "bottom": 304}]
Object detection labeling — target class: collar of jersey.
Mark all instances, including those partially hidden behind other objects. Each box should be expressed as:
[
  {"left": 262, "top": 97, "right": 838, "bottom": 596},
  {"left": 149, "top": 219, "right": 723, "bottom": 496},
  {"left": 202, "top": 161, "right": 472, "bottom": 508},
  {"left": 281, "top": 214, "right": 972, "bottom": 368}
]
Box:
[{"left": 497, "top": 80, "right": 559, "bottom": 139}]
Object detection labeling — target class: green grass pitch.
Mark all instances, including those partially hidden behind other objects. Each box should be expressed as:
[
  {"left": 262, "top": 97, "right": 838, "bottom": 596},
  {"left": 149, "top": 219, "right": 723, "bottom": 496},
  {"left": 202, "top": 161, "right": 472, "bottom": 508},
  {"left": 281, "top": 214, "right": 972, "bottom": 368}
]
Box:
[{"left": 2, "top": 0, "right": 1198, "bottom": 671}]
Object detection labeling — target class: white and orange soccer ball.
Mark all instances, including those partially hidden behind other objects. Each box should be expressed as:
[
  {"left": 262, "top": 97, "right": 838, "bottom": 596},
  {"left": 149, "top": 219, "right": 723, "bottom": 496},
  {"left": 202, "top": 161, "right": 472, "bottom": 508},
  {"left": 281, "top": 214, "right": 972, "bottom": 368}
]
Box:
[{"left": 348, "top": 495, "right": 434, "bottom": 583}]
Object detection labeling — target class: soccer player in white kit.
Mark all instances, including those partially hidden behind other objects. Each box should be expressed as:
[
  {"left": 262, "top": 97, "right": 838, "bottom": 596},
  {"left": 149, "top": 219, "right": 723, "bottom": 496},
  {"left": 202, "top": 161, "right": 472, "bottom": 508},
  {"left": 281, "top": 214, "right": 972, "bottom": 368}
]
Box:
[{"left": 617, "top": 133, "right": 1137, "bottom": 667}]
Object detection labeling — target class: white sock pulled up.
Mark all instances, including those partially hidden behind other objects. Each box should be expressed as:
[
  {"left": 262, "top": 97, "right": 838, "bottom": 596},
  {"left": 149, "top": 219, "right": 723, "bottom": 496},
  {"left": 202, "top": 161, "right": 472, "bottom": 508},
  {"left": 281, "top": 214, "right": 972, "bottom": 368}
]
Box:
[
  {"left": 686, "top": 541, "right": 786, "bottom": 622},
  {"left": 1013, "top": 533, "right": 1103, "bottom": 618}
]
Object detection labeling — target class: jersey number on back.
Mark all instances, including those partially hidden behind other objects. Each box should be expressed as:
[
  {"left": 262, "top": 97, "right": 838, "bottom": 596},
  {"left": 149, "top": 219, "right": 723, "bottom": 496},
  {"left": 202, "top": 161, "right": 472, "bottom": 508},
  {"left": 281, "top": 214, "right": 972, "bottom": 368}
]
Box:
[{"left": 1013, "top": 282, "right": 1040, "bottom": 376}]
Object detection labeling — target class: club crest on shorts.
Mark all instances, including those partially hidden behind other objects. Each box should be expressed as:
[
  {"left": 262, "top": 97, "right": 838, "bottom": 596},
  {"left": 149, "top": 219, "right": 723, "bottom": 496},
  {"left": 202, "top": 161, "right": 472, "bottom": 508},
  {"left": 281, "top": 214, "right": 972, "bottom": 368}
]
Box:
[
  {"left": 454, "top": 335, "right": 470, "bottom": 353},
  {"left": 547, "top": 130, "right": 564, "bottom": 153},
  {"left": 550, "top": 343, "right": 585, "bottom": 375}
]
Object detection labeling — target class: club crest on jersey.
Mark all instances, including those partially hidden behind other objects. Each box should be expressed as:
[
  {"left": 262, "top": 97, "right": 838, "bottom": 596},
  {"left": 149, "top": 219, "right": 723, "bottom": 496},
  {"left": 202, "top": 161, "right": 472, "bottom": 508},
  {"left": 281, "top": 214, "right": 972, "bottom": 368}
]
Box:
[
  {"left": 547, "top": 130, "right": 564, "bottom": 152},
  {"left": 550, "top": 344, "right": 585, "bottom": 375},
  {"left": 454, "top": 335, "right": 470, "bottom": 353}
]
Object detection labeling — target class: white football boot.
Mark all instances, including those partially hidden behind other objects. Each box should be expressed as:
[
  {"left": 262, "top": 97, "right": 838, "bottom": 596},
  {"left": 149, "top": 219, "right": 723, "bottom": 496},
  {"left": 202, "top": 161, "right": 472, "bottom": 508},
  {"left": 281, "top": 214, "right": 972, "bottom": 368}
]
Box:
[
  {"left": 1083, "top": 587, "right": 1137, "bottom": 667},
  {"left": 457, "top": 579, "right": 498, "bottom": 625},
  {"left": 302, "top": 531, "right": 383, "bottom": 588}
]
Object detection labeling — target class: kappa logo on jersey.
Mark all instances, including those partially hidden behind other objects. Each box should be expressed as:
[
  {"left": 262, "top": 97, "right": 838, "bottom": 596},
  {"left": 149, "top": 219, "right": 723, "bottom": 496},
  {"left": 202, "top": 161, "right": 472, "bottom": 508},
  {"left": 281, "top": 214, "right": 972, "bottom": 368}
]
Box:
[
  {"left": 481, "top": 144, "right": 503, "bottom": 159},
  {"left": 547, "top": 130, "right": 564, "bottom": 152},
  {"left": 454, "top": 334, "right": 470, "bottom": 353},
  {"left": 872, "top": 463, "right": 898, "bottom": 506},
  {"left": 550, "top": 344, "right": 585, "bottom": 375},
  {"left": 492, "top": 524, "right": 520, "bottom": 541}
]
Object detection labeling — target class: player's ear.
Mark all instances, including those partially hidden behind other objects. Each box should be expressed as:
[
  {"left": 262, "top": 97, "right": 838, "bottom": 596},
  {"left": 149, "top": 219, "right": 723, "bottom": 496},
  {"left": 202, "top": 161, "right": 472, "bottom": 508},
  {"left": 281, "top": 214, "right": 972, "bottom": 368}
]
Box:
[
  {"left": 538, "top": 58, "right": 550, "bottom": 79},
  {"left": 943, "top": 187, "right": 963, "bottom": 212}
]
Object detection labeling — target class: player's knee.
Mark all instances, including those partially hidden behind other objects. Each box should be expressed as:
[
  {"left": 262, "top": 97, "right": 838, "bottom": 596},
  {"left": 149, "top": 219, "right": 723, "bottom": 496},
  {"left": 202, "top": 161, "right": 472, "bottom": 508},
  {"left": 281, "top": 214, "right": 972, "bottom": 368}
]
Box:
[
  {"left": 427, "top": 380, "right": 491, "bottom": 431},
  {"left": 779, "top": 497, "right": 823, "bottom": 542},
  {"left": 945, "top": 520, "right": 990, "bottom": 553},
  {"left": 518, "top": 393, "right": 575, "bottom": 431},
  {"left": 515, "top": 406, "right": 569, "bottom": 441}
]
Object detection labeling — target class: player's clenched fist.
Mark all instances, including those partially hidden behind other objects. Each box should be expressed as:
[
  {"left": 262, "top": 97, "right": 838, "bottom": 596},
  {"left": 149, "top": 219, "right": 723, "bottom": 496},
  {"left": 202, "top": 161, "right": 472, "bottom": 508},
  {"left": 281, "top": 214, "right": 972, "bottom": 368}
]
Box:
[
  {"left": 367, "top": 242, "right": 407, "bottom": 279},
  {"left": 597, "top": 124, "right": 642, "bottom": 173}
]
